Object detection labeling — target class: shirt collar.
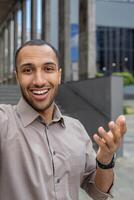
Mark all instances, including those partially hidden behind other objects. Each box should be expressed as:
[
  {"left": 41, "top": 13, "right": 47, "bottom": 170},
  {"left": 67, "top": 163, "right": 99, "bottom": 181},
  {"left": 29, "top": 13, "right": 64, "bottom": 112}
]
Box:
[
  {"left": 52, "top": 104, "right": 65, "bottom": 128},
  {"left": 16, "top": 97, "right": 65, "bottom": 128}
]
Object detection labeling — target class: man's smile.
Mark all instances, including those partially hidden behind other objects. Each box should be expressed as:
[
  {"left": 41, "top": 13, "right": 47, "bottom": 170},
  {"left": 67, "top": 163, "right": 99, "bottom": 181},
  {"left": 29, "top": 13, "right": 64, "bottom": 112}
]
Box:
[
  {"left": 31, "top": 88, "right": 50, "bottom": 95},
  {"left": 29, "top": 88, "right": 51, "bottom": 101}
]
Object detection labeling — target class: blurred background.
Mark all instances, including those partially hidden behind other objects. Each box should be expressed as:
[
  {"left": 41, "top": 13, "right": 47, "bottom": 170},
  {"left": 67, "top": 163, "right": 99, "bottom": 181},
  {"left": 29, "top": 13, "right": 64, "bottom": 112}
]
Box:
[{"left": 0, "top": 0, "right": 134, "bottom": 199}]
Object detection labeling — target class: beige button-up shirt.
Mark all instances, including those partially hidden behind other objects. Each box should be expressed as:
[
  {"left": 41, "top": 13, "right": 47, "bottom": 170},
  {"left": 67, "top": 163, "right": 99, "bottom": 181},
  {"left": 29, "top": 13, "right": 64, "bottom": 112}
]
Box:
[{"left": 0, "top": 98, "right": 112, "bottom": 200}]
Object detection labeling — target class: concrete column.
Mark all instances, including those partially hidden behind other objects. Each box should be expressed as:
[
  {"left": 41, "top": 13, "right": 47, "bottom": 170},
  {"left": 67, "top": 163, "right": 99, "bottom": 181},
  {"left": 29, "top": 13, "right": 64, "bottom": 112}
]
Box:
[
  {"left": 79, "top": 0, "right": 88, "bottom": 79},
  {"left": 13, "top": 9, "right": 19, "bottom": 83},
  {"left": 87, "top": 0, "right": 96, "bottom": 78},
  {"left": 79, "top": 0, "right": 96, "bottom": 79},
  {"left": 0, "top": 33, "right": 3, "bottom": 83},
  {"left": 14, "top": 10, "right": 18, "bottom": 54},
  {"left": 7, "top": 20, "right": 11, "bottom": 79},
  {"left": 10, "top": 19, "right": 14, "bottom": 76},
  {"left": 4, "top": 27, "right": 8, "bottom": 80},
  {"left": 22, "top": 0, "right": 27, "bottom": 43},
  {"left": 1, "top": 30, "right": 4, "bottom": 82},
  {"left": 8, "top": 18, "right": 14, "bottom": 79},
  {"left": 58, "top": 0, "right": 71, "bottom": 82},
  {"left": 31, "top": 0, "right": 38, "bottom": 39},
  {"left": 42, "top": 0, "right": 51, "bottom": 42}
]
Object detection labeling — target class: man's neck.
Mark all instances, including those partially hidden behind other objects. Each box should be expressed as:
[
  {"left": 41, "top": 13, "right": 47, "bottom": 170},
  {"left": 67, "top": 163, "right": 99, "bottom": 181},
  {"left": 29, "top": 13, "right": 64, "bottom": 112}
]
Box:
[{"left": 39, "top": 103, "right": 55, "bottom": 125}]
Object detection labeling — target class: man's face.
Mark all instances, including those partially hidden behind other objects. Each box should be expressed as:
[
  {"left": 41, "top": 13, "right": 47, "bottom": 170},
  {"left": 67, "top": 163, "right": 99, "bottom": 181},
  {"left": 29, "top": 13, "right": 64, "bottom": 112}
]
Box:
[{"left": 16, "top": 45, "right": 61, "bottom": 113}]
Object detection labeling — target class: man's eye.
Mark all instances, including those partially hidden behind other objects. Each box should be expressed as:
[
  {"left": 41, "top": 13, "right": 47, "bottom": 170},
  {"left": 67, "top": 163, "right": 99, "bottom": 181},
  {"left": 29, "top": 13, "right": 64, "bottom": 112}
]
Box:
[
  {"left": 23, "top": 68, "right": 32, "bottom": 73},
  {"left": 45, "top": 66, "right": 55, "bottom": 72}
]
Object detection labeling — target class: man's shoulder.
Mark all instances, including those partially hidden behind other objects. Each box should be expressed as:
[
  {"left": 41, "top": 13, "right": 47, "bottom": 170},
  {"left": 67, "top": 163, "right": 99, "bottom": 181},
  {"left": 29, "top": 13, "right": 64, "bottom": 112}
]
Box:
[
  {"left": 0, "top": 104, "right": 17, "bottom": 129},
  {"left": 0, "top": 103, "right": 15, "bottom": 111},
  {"left": 0, "top": 104, "right": 18, "bottom": 139},
  {"left": 63, "top": 114, "right": 79, "bottom": 123},
  {"left": 62, "top": 115, "right": 85, "bottom": 130},
  {"left": 62, "top": 115, "right": 91, "bottom": 141},
  {"left": 0, "top": 104, "right": 16, "bottom": 118}
]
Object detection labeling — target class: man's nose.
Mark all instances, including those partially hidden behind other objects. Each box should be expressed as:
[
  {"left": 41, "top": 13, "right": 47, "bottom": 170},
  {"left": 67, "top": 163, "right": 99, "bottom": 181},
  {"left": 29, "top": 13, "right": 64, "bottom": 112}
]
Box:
[{"left": 33, "top": 71, "right": 47, "bottom": 86}]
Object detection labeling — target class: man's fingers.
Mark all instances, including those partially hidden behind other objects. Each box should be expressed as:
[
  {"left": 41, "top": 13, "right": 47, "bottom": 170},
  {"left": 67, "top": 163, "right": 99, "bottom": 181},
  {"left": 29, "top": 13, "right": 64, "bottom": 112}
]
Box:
[
  {"left": 93, "top": 133, "right": 110, "bottom": 152},
  {"left": 108, "top": 121, "right": 121, "bottom": 143},
  {"left": 98, "top": 126, "right": 116, "bottom": 149},
  {"left": 93, "top": 116, "right": 127, "bottom": 155},
  {"left": 108, "top": 115, "right": 126, "bottom": 143},
  {"left": 93, "top": 126, "right": 116, "bottom": 151},
  {"left": 115, "top": 115, "right": 127, "bottom": 135}
]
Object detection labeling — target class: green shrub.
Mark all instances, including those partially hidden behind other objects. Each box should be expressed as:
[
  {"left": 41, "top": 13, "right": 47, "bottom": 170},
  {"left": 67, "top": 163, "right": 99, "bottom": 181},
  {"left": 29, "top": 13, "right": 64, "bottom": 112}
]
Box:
[
  {"left": 123, "top": 105, "right": 134, "bottom": 115},
  {"left": 96, "top": 71, "right": 134, "bottom": 86},
  {"left": 96, "top": 72, "right": 104, "bottom": 78},
  {"left": 112, "top": 72, "right": 134, "bottom": 86}
]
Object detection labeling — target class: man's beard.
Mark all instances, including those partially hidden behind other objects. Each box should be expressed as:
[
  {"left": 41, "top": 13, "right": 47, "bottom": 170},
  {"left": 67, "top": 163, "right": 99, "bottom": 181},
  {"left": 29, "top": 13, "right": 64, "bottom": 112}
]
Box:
[{"left": 19, "top": 85, "right": 59, "bottom": 113}]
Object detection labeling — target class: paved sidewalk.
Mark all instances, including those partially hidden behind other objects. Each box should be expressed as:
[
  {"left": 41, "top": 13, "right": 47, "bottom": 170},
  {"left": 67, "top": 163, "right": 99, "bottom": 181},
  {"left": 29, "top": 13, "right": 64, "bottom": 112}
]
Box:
[{"left": 113, "top": 114, "right": 134, "bottom": 200}]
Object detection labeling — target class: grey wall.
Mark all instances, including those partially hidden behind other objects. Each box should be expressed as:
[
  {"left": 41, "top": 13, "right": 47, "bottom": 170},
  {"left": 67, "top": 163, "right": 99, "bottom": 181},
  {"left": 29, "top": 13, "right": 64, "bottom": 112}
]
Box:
[
  {"left": 96, "top": 1, "right": 134, "bottom": 28},
  {"left": 111, "top": 76, "right": 123, "bottom": 120},
  {"left": 56, "top": 76, "right": 123, "bottom": 151}
]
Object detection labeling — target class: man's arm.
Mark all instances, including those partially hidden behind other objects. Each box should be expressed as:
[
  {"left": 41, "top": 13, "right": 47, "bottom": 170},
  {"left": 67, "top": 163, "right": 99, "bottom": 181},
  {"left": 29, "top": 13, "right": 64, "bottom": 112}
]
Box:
[{"left": 93, "top": 115, "right": 126, "bottom": 193}]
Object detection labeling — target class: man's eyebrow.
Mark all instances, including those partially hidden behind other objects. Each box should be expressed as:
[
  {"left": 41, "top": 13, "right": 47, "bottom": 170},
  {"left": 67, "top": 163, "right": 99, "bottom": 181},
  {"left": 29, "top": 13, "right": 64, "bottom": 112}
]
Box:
[
  {"left": 43, "top": 62, "right": 56, "bottom": 66},
  {"left": 19, "top": 63, "right": 33, "bottom": 68},
  {"left": 19, "top": 62, "right": 57, "bottom": 68}
]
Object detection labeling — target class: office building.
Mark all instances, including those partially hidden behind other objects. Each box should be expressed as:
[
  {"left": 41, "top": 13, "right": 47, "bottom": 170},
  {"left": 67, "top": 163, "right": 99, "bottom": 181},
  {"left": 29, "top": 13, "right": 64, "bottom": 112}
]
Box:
[{"left": 96, "top": 0, "right": 134, "bottom": 74}]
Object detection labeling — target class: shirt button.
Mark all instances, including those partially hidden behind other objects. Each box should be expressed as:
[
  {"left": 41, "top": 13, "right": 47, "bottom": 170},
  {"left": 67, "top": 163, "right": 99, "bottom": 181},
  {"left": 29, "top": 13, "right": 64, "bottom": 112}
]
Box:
[
  {"left": 57, "top": 178, "right": 60, "bottom": 183},
  {"left": 53, "top": 151, "right": 56, "bottom": 155}
]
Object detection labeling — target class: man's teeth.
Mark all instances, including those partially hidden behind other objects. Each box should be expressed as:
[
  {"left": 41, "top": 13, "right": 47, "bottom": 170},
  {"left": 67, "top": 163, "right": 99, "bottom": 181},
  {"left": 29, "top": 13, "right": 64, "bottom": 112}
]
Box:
[{"left": 32, "top": 90, "right": 48, "bottom": 95}]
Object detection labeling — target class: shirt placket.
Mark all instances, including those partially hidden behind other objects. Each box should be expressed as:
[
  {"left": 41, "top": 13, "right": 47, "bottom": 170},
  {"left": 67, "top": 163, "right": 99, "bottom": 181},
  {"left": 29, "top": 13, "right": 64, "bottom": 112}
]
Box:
[{"left": 44, "top": 125, "right": 61, "bottom": 200}]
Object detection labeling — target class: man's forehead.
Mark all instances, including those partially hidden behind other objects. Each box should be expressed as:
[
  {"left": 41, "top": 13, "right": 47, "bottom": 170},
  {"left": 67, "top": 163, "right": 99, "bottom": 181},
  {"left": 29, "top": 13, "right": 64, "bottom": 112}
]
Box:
[
  {"left": 16, "top": 45, "right": 59, "bottom": 66},
  {"left": 17, "top": 45, "right": 57, "bottom": 60},
  {"left": 20, "top": 44, "right": 54, "bottom": 53}
]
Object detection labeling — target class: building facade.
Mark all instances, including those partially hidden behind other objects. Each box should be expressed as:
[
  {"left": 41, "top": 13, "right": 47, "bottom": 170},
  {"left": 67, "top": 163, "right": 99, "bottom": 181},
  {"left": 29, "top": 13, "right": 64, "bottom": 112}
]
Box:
[
  {"left": 96, "top": 0, "right": 134, "bottom": 74},
  {"left": 0, "top": 0, "right": 96, "bottom": 84},
  {"left": 0, "top": 0, "right": 134, "bottom": 84}
]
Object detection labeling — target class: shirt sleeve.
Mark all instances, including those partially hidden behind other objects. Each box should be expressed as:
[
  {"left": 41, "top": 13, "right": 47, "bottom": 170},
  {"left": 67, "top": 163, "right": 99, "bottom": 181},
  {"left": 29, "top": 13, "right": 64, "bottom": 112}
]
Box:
[
  {"left": 0, "top": 106, "right": 9, "bottom": 146},
  {"left": 78, "top": 121, "right": 114, "bottom": 200}
]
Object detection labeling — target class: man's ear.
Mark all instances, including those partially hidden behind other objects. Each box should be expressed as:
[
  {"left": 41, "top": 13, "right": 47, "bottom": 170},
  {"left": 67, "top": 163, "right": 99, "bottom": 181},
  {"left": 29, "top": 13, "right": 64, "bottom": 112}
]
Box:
[
  {"left": 58, "top": 68, "right": 62, "bottom": 84},
  {"left": 14, "top": 70, "right": 19, "bottom": 84}
]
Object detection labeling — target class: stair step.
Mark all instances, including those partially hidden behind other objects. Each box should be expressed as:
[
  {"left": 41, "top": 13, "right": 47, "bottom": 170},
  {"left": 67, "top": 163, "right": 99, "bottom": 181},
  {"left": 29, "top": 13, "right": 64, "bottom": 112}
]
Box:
[{"left": 0, "top": 85, "right": 21, "bottom": 105}]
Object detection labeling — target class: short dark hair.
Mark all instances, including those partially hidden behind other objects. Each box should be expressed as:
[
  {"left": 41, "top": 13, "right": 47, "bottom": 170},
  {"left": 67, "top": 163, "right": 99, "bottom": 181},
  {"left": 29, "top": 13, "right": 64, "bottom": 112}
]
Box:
[{"left": 15, "top": 39, "right": 61, "bottom": 70}]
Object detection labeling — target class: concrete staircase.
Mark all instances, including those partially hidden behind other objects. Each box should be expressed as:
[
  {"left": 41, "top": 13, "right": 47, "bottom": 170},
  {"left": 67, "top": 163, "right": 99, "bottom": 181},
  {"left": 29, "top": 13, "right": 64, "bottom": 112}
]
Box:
[{"left": 0, "top": 84, "right": 21, "bottom": 105}]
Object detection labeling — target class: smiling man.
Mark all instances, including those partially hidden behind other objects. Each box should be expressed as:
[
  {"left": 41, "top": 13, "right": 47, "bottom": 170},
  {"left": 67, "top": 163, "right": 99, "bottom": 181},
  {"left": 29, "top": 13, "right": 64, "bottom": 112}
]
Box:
[
  {"left": 0, "top": 39, "right": 126, "bottom": 200},
  {"left": 15, "top": 41, "right": 61, "bottom": 124}
]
